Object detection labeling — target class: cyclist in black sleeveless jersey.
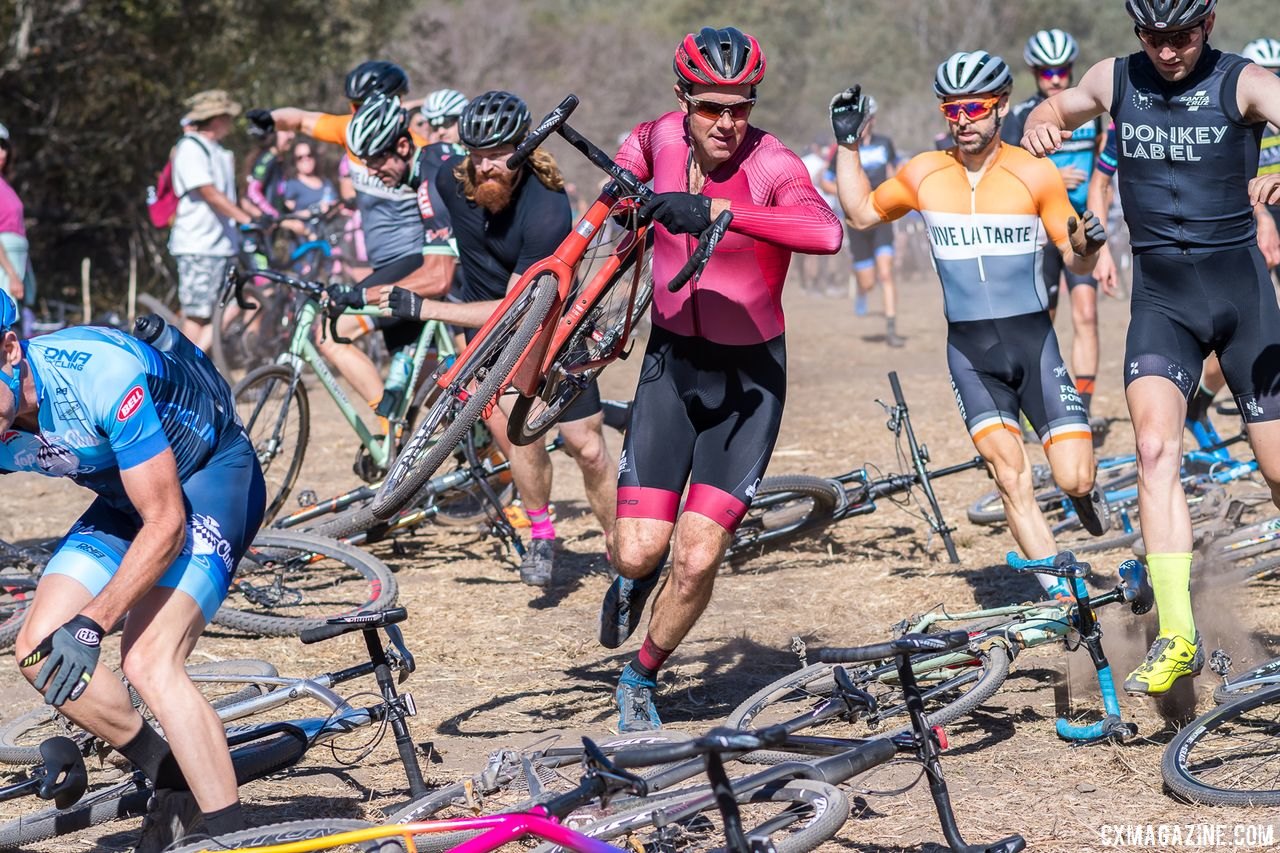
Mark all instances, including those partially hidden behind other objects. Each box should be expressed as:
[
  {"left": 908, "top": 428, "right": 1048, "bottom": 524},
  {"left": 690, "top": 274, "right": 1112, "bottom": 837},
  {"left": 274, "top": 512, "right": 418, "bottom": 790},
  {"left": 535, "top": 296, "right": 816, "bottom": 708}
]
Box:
[{"left": 1020, "top": 0, "right": 1280, "bottom": 696}]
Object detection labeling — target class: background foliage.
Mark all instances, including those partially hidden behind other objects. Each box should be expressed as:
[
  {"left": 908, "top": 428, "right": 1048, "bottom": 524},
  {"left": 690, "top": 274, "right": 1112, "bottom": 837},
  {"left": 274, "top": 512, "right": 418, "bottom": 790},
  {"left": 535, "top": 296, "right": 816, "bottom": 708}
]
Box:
[{"left": 0, "top": 0, "right": 1272, "bottom": 309}]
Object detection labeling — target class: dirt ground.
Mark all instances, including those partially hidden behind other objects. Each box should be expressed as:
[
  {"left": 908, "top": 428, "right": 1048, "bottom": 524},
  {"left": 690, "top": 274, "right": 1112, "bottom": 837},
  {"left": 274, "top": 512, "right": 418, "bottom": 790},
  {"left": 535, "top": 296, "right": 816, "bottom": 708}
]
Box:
[{"left": 2, "top": 259, "right": 1279, "bottom": 852}]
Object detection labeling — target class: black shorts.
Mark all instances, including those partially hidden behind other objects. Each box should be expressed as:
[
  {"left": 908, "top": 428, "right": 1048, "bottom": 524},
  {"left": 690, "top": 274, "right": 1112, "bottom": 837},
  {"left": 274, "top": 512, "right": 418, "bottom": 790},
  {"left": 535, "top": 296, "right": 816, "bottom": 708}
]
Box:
[
  {"left": 947, "top": 312, "right": 1092, "bottom": 447},
  {"left": 847, "top": 222, "right": 894, "bottom": 267},
  {"left": 1042, "top": 241, "right": 1097, "bottom": 311},
  {"left": 1124, "top": 245, "right": 1280, "bottom": 423},
  {"left": 617, "top": 325, "right": 786, "bottom": 532},
  {"left": 360, "top": 253, "right": 424, "bottom": 351},
  {"left": 558, "top": 377, "right": 603, "bottom": 422}
]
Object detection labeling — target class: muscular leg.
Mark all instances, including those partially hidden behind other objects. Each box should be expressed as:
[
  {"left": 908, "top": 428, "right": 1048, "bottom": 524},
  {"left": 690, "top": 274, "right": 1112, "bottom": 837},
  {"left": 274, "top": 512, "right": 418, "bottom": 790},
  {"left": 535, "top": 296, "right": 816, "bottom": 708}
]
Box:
[
  {"left": 1069, "top": 285, "right": 1099, "bottom": 414},
  {"left": 120, "top": 588, "right": 237, "bottom": 812},
  {"left": 974, "top": 429, "right": 1057, "bottom": 561},
  {"left": 610, "top": 516, "right": 675, "bottom": 581},
  {"left": 315, "top": 314, "right": 384, "bottom": 406},
  {"left": 875, "top": 252, "right": 896, "bottom": 320},
  {"left": 487, "top": 403, "right": 553, "bottom": 512},
  {"left": 558, "top": 413, "right": 617, "bottom": 537},
  {"left": 1243, "top": 420, "right": 1280, "bottom": 508},
  {"left": 1128, "top": 376, "right": 1193, "bottom": 553},
  {"left": 643, "top": 512, "right": 732, "bottom": 652},
  {"left": 15, "top": 575, "right": 144, "bottom": 745},
  {"left": 1042, "top": 437, "right": 1096, "bottom": 499}
]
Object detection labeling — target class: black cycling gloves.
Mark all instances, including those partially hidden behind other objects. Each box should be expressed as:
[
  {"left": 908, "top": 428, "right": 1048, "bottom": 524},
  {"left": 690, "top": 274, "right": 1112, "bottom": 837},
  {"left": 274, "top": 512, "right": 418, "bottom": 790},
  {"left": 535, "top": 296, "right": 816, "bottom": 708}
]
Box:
[
  {"left": 642, "top": 192, "right": 712, "bottom": 236},
  {"left": 829, "top": 85, "right": 872, "bottom": 145},
  {"left": 246, "top": 108, "right": 276, "bottom": 139}
]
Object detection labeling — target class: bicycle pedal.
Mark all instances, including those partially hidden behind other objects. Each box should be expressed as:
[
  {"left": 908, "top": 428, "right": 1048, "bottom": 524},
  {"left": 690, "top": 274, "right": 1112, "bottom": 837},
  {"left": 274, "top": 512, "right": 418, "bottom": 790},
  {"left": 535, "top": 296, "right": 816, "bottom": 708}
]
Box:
[{"left": 296, "top": 489, "right": 318, "bottom": 508}]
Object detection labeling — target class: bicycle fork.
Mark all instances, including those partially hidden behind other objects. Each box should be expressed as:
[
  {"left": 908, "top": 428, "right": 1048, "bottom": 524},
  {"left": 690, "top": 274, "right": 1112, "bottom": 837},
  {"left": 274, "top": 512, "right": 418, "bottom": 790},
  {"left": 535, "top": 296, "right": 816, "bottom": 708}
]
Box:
[{"left": 1055, "top": 579, "right": 1137, "bottom": 744}]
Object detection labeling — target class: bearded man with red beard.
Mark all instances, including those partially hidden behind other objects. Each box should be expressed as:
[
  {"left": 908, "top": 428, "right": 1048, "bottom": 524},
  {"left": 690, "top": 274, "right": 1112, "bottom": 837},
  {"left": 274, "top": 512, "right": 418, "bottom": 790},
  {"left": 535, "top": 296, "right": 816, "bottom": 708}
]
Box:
[{"left": 380, "top": 90, "right": 617, "bottom": 588}]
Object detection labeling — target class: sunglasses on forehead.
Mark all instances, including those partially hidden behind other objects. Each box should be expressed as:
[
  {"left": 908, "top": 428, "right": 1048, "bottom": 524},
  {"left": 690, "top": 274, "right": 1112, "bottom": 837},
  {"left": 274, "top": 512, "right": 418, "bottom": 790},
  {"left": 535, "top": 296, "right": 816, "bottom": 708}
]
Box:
[
  {"left": 682, "top": 93, "right": 756, "bottom": 121},
  {"left": 1135, "top": 24, "right": 1203, "bottom": 50},
  {"left": 938, "top": 96, "right": 1001, "bottom": 123}
]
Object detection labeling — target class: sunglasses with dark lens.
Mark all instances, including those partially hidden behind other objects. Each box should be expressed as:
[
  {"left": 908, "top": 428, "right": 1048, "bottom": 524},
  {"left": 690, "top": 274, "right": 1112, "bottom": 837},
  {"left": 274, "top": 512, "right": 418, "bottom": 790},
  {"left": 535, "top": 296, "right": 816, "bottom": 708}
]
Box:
[
  {"left": 1135, "top": 24, "right": 1202, "bottom": 50},
  {"left": 939, "top": 97, "right": 1000, "bottom": 123},
  {"left": 683, "top": 94, "right": 756, "bottom": 121},
  {"left": 295, "top": 153, "right": 315, "bottom": 161},
  {"left": 1037, "top": 65, "right": 1072, "bottom": 81},
  {"left": 429, "top": 117, "right": 459, "bottom": 130}
]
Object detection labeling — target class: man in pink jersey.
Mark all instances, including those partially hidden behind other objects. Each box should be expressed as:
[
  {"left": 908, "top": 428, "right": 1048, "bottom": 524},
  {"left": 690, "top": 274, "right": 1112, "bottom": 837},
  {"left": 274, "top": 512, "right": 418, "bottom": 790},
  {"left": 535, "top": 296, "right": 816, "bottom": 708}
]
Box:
[{"left": 600, "top": 26, "right": 843, "bottom": 731}]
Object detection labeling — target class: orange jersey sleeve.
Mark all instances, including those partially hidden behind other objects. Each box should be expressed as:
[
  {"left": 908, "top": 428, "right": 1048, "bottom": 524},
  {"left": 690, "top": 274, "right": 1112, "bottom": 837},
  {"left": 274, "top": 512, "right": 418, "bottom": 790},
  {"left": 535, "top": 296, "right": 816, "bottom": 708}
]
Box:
[
  {"left": 871, "top": 151, "right": 952, "bottom": 222},
  {"left": 312, "top": 113, "right": 351, "bottom": 149}
]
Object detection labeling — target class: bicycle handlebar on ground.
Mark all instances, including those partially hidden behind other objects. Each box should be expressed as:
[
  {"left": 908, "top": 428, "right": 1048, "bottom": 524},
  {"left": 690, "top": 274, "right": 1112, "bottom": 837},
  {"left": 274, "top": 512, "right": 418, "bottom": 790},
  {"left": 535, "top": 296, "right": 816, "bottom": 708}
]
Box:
[{"left": 813, "top": 629, "right": 971, "bottom": 664}]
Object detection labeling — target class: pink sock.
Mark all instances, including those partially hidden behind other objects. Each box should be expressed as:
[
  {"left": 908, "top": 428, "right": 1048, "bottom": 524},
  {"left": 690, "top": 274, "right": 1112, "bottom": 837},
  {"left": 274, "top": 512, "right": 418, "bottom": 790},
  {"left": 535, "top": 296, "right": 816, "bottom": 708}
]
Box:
[{"left": 527, "top": 504, "right": 556, "bottom": 540}]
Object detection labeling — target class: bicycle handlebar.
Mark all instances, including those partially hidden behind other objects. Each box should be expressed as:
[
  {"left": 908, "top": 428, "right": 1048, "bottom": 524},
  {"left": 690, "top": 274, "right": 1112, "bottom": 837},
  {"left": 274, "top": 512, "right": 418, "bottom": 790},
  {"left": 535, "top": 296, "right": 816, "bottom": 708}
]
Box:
[
  {"left": 666, "top": 210, "right": 733, "bottom": 293},
  {"left": 1006, "top": 550, "right": 1090, "bottom": 579},
  {"left": 508, "top": 95, "right": 579, "bottom": 170},
  {"left": 814, "top": 629, "right": 971, "bottom": 664},
  {"left": 228, "top": 266, "right": 355, "bottom": 344},
  {"left": 599, "top": 724, "right": 792, "bottom": 770}
]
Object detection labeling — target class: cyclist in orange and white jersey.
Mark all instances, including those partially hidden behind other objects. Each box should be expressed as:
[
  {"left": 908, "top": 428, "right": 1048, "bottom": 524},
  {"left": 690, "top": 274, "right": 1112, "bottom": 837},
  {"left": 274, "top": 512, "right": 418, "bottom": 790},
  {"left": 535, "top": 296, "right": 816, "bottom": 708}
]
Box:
[{"left": 833, "top": 51, "right": 1112, "bottom": 596}]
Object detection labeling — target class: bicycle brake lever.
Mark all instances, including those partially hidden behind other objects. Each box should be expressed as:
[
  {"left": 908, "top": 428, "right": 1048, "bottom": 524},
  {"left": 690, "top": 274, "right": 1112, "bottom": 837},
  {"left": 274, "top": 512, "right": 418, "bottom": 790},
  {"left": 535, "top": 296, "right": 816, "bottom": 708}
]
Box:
[
  {"left": 383, "top": 624, "right": 417, "bottom": 680},
  {"left": 328, "top": 312, "right": 355, "bottom": 345}
]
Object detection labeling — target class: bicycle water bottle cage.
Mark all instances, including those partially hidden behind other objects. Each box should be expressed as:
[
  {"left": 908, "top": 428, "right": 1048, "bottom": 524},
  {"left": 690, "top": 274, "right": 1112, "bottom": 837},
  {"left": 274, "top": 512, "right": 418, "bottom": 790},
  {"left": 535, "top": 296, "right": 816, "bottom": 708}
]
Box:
[{"left": 832, "top": 666, "right": 878, "bottom": 717}]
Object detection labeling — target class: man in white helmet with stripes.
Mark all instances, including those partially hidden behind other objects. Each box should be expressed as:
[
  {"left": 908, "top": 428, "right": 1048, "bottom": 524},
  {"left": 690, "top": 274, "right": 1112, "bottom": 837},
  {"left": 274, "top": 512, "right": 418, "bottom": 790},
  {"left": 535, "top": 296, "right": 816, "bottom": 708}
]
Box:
[{"left": 1002, "top": 29, "right": 1111, "bottom": 430}]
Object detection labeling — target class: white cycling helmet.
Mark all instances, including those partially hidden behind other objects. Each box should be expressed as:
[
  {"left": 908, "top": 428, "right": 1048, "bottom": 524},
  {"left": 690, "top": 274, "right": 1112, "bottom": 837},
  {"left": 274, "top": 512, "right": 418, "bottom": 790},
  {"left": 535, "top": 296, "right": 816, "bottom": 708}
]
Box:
[
  {"left": 1242, "top": 38, "right": 1280, "bottom": 68},
  {"left": 934, "top": 51, "right": 1013, "bottom": 98},
  {"left": 346, "top": 94, "right": 409, "bottom": 159},
  {"left": 420, "top": 88, "right": 469, "bottom": 127},
  {"left": 1024, "top": 29, "right": 1079, "bottom": 67}
]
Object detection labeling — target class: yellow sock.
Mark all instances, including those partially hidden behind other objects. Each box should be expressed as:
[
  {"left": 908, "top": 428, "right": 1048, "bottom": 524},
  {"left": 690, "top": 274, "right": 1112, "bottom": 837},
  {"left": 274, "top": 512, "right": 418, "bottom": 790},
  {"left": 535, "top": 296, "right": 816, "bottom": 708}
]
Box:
[{"left": 1147, "top": 553, "right": 1194, "bottom": 640}]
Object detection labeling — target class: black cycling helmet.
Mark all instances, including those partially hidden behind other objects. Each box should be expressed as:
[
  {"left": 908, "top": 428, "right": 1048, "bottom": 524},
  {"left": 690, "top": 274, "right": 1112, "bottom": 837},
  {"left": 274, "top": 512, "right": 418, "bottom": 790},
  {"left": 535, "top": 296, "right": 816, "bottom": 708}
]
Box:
[
  {"left": 346, "top": 94, "right": 409, "bottom": 159},
  {"left": 344, "top": 60, "right": 410, "bottom": 104},
  {"left": 458, "top": 91, "right": 531, "bottom": 149},
  {"left": 673, "top": 26, "right": 767, "bottom": 89},
  {"left": 1125, "top": 0, "right": 1216, "bottom": 30}
]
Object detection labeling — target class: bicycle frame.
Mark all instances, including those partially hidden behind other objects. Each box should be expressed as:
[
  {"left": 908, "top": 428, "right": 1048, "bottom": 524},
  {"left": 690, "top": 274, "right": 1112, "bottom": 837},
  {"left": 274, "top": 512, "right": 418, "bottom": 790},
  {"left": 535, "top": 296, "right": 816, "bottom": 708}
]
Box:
[
  {"left": 273, "top": 297, "right": 455, "bottom": 471},
  {"left": 428, "top": 180, "right": 647, "bottom": 402}
]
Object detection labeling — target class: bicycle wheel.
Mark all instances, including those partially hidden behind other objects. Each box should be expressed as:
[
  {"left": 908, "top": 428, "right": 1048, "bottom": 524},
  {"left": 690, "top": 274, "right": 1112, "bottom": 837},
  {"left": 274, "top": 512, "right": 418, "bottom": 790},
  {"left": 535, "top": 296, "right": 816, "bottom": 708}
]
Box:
[
  {"left": 0, "top": 660, "right": 279, "bottom": 765},
  {"left": 234, "top": 364, "right": 310, "bottom": 523},
  {"left": 1161, "top": 683, "right": 1280, "bottom": 806},
  {"left": 0, "top": 732, "right": 306, "bottom": 849},
  {"left": 371, "top": 273, "right": 558, "bottom": 520},
  {"left": 211, "top": 281, "right": 291, "bottom": 377},
  {"left": 1214, "top": 657, "right": 1280, "bottom": 704},
  {"left": 725, "top": 643, "right": 1011, "bottom": 765},
  {"left": 0, "top": 575, "right": 35, "bottom": 652},
  {"left": 431, "top": 421, "right": 515, "bottom": 527},
  {"left": 724, "top": 475, "right": 842, "bottom": 565},
  {"left": 136, "top": 293, "right": 182, "bottom": 328},
  {"left": 213, "top": 531, "right": 397, "bottom": 636},
  {"left": 506, "top": 238, "right": 652, "bottom": 446},
  {"left": 167, "top": 819, "right": 399, "bottom": 853},
  {"left": 530, "top": 778, "right": 849, "bottom": 853}
]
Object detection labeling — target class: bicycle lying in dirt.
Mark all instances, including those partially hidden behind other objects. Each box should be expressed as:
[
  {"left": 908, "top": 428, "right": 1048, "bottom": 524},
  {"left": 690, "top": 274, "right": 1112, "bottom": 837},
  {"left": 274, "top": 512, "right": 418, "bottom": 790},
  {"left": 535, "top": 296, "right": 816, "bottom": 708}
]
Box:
[
  {"left": 162, "top": 631, "right": 1024, "bottom": 853},
  {"left": 1162, "top": 648, "right": 1280, "bottom": 807},
  {"left": 726, "top": 371, "right": 983, "bottom": 566},
  {"left": 728, "top": 550, "right": 1154, "bottom": 747},
  {"left": 0, "top": 608, "right": 427, "bottom": 850}
]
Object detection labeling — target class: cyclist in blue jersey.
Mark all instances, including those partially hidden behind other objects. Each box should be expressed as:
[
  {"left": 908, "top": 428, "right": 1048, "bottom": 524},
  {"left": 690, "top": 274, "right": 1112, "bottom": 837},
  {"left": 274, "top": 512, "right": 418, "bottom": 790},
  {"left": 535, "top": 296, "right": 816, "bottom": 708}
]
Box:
[
  {"left": 2, "top": 294, "right": 265, "bottom": 850},
  {"left": 1021, "top": 0, "right": 1280, "bottom": 696},
  {"left": 1003, "top": 29, "right": 1109, "bottom": 419}
]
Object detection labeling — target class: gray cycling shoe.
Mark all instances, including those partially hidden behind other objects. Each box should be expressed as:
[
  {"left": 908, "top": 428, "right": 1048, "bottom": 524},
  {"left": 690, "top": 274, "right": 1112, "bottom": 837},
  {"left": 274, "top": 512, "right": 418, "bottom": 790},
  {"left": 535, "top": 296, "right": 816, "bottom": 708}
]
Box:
[
  {"left": 1069, "top": 482, "right": 1112, "bottom": 537},
  {"left": 135, "top": 788, "right": 203, "bottom": 853},
  {"left": 599, "top": 550, "right": 667, "bottom": 650},
  {"left": 519, "top": 538, "right": 555, "bottom": 587},
  {"left": 616, "top": 663, "right": 662, "bottom": 732}
]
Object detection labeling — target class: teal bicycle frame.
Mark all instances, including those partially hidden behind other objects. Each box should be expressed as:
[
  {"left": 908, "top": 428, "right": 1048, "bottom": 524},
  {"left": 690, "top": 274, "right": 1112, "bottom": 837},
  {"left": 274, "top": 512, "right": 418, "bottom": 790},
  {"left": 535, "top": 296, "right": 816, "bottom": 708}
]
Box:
[{"left": 274, "top": 296, "right": 456, "bottom": 474}]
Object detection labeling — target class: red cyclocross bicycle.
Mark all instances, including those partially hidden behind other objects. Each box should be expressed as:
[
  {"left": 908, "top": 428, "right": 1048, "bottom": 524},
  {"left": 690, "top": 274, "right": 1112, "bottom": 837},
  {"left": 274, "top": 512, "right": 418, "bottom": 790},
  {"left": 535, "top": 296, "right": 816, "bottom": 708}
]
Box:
[{"left": 316, "top": 95, "right": 731, "bottom": 537}]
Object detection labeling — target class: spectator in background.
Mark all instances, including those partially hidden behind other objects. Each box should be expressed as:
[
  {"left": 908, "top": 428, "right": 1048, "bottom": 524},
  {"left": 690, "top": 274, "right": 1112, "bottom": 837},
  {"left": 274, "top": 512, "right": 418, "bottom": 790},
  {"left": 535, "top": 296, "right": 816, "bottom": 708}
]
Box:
[
  {"left": 169, "top": 89, "right": 253, "bottom": 349},
  {"left": 799, "top": 137, "right": 839, "bottom": 294},
  {"left": 242, "top": 127, "right": 295, "bottom": 221},
  {"left": 0, "top": 123, "right": 33, "bottom": 314},
  {"left": 280, "top": 139, "right": 337, "bottom": 235}
]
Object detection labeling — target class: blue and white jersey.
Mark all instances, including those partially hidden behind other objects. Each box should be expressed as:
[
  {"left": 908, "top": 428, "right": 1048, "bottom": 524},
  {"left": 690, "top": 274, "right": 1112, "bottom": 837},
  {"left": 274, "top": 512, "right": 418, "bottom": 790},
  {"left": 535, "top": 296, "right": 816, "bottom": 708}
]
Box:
[{"left": 0, "top": 327, "right": 242, "bottom": 510}]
